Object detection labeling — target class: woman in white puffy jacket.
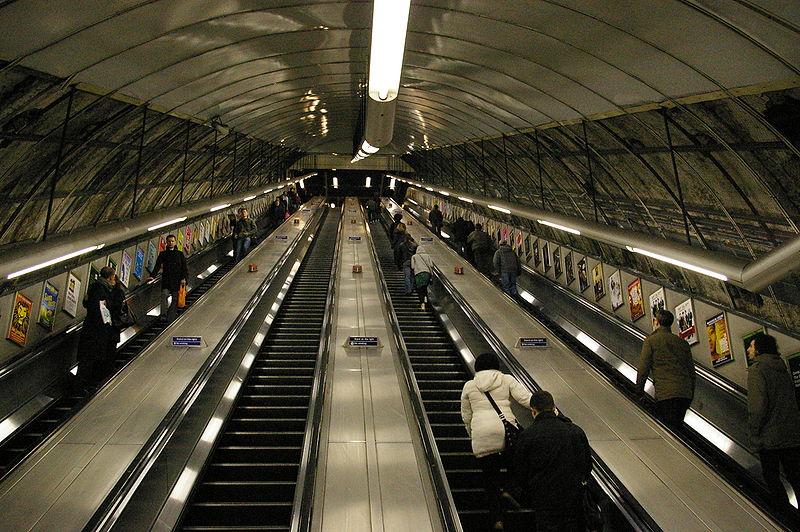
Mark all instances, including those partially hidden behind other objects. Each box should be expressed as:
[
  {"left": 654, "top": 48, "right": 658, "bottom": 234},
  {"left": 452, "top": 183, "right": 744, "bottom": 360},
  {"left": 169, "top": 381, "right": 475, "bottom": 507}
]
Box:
[{"left": 461, "top": 352, "right": 532, "bottom": 530}]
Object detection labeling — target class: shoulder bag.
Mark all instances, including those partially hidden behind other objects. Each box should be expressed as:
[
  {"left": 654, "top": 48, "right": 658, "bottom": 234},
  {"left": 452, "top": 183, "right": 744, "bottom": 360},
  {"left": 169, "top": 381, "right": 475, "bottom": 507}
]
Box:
[{"left": 483, "top": 391, "right": 521, "bottom": 455}]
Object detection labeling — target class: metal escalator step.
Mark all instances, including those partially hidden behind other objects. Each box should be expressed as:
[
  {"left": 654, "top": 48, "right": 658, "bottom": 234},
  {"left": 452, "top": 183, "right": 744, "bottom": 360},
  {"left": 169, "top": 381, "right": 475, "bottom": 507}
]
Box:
[
  {"left": 193, "top": 480, "right": 297, "bottom": 503},
  {"left": 213, "top": 446, "right": 302, "bottom": 463},
  {"left": 184, "top": 501, "right": 294, "bottom": 527}
]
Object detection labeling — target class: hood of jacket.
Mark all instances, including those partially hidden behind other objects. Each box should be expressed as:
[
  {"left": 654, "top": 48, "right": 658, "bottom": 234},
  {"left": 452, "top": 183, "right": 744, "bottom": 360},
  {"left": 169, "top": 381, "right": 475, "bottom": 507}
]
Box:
[
  {"left": 498, "top": 244, "right": 513, "bottom": 253},
  {"left": 474, "top": 369, "right": 504, "bottom": 392},
  {"left": 756, "top": 353, "right": 787, "bottom": 372}
]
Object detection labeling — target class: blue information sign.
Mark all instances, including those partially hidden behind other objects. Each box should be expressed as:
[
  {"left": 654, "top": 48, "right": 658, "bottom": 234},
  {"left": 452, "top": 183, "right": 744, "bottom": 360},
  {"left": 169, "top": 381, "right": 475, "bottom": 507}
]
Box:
[
  {"left": 275, "top": 234, "right": 289, "bottom": 240},
  {"left": 519, "top": 337, "right": 548, "bottom": 348},
  {"left": 172, "top": 336, "right": 203, "bottom": 347},
  {"left": 348, "top": 336, "right": 380, "bottom": 347},
  {"left": 348, "top": 235, "right": 362, "bottom": 241},
  {"left": 420, "top": 237, "right": 434, "bottom": 242}
]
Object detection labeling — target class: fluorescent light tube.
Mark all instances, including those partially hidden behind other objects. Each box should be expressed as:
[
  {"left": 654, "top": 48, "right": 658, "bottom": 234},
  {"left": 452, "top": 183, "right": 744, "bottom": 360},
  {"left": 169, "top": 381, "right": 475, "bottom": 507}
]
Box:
[
  {"left": 389, "top": 177, "right": 396, "bottom": 190},
  {"left": 441, "top": 231, "right": 450, "bottom": 238},
  {"left": 332, "top": 176, "right": 339, "bottom": 189},
  {"left": 210, "top": 203, "right": 230, "bottom": 212},
  {"left": 488, "top": 205, "right": 511, "bottom": 214},
  {"left": 365, "top": 176, "right": 372, "bottom": 188},
  {"left": 439, "top": 190, "right": 450, "bottom": 196},
  {"left": 264, "top": 188, "right": 273, "bottom": 193},
  {"left": 407, "top": 198, "right": 418, "bottom": 205},
  {"left": 361, "top": 140, "right": 380, "bottom": 154},
  {"left": 148, "top": 217, "right": 187, "bottom": 231},
  {"left": 626, "top": 246, "right": 729, "bottom": 281},
  {"left": 457, "top": 196, "right": 473, "bottom": 203},
  {"left": 368, "top": 0, "right": 411, "bottom": 102},
  {"left": 243, "top": 195, "right": 256, "bottom": 201},
  {"left": 299, "top": 179, "right": 305, "bottom": 189},
  {"left": 8, "top": 244, "right": 104, "bottom": 279},
  {"left": 424, "top": 186, "right": 434, "bottom": 191},
  {"left": 537, "top": 219, "right": 581, "bottom": 235}
]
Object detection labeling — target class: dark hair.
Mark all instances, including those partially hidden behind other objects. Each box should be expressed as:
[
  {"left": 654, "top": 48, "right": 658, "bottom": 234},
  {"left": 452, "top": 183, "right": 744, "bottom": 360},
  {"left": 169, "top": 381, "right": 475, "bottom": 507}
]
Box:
[
  {"left": 529, "top": 390, "right": 555, "bottom": 412},
  {"left": 474, "top": 352, "right": 499, "bottom": 372},
  {"left": 475, "top": 223, "right": 483, "bottom": 230},
  {"left": 99, "top": 266, "right": 115, "bottom": 279},
  {"left": 166, "top": 234, "right": 177, "bottom": 240},
  {"left": 754, "top": 334, "right": 778, "bottom": 356},
  {"left": 433, "top": 204, "right": 439, "bottom": 209},
  {"left": 656, "top": 309, "right": 674, "bottom": 327},
  {"left": 393, "top": 213, "right": 403, "bottom": 222}
]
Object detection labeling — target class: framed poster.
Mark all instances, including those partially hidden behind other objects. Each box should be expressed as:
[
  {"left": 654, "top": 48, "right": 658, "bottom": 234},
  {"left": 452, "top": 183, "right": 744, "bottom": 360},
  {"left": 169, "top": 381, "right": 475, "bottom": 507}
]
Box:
[
  {"left": 609, "top": 270, "right": 623, "bottom": 310},
  {"left": 675, "top": 298, "right": 698, "bottom": 345},
  {"left": 533, "top": 239, "right": 541, "bottom": 266},
  {"left": 7, "top": 293, "right": 33, "bottom": 346},
  {"left": 38, "top": 281, "right": 59, "bottom": 330},
  {"left": 565, "top": 251, "right": 575, "bottom": 285},
  {"left": 543, "top": 242, "right": 551, "bottom": 272},
  {"left": 523, "top": 234, "right": 532, "bottom": 264},
  {"left": 147, "top": 240, "right": 158, "bottom": 272},
  {"left": 649, "top": 287, "right": 667, "bottom": 331},
  {"left": 743, "top": 327, "right": 767, "bottom": 367},
  {"left": 184, "top": 225, "right": 192, "bottom": 255},
  {"left": 627, "top": 278, "right": 645, "bottom": 321},
  {"left": 788, "top": 352, "right": 800, "bottom": 408},
  {"left": 176, "top": 229, "right": 184, "bottom": 251},
  {"left": 578, "top": 257, "right": 589, "bottom": 292},
  {"left": 63, "top": 272, "right": 81, "bottom": 318},
  {"left": 107, "top": 256, "right": 117, "bottom": 272},
  {"left": 592, "top": 262, "right": 605, "bottom": 301},
  {"left": 706, "top": 313, "right": 733, "bottom": 368},
  {"left": 553, "top": 247, "right": 562, "bottom": 278},
  {"left": 133, "top": 248, "right": 145, "bottom": 280},
  {"left": 89, "top": 264, "right": 101, "bottom": 285},
  {"left": 158, "top": 234, "right": 166, "bottom": 252},
  {"left": 120, "top": 250, "right": 132, "bottom": 287}
]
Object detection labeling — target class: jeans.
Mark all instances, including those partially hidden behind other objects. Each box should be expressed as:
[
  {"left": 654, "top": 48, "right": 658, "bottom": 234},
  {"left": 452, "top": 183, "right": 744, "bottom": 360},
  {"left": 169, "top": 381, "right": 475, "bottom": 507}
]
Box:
[
  {"left": 500, "top": 272, "right": 518, "bottom": 295},
  {"left": 161, "top": 287, "right": 179, "bottom": 323},
  {"left": 404, "top": 264, "right": 414, "bottom": 293},
  {"left": 656, "top": 397, "right": 691, "bottom": 430},
  {"left": 759, "top": 447, "right": 800, "bottom": 510},
  {"left": 234, "top": 236, "right": 251, "bottom": 262}
]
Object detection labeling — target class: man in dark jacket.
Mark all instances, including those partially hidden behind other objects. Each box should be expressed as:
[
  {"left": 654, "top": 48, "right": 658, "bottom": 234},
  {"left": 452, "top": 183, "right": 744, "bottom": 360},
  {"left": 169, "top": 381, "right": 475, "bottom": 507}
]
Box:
[
  {"left": 148, "top": 234, "right": 188, "bottom": 323},
  {"left": 77, "top": 266, "right": 120, "bottom": 390},
  {"left": 428, "top": 204, "right": 444, "bottom": 237},
  {"left": 452, "top": 217, "right": 467, "bottom": 255},
  {"left": 389, "top": 212, "right": 403, "bottom": 240},
  {"left": 463, "top": 219, "right": 475, "bottom": 262},
  {"left": 748, "top": 334, "right": 800, "bottom": 513},
  {"left": 398, "top": 233, "right": 417, "bottom": 294},
  {"left": 637, "top": 309, "right": 695, "bottom": 429},
  {"left": 234, "top": 207, "right": 257, "bottom": 262},
  {"left": 493, "top": 240, "right": 521, "bottom": 295},
  {"left": 513, "top": 390, "right": 592, "bottom": 530},
  {"left": 467, "top": 223, "right": 493, "bottom": 274}
]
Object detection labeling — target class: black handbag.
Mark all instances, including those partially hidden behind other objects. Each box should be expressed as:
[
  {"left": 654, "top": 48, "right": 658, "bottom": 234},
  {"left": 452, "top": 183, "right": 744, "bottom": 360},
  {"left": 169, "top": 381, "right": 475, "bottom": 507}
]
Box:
[
  {"left": 483, "top": 391, "right": 521, "bottom": 454},
  {"left": 582, "top": 481, "right": 604, "bottom": 531}
]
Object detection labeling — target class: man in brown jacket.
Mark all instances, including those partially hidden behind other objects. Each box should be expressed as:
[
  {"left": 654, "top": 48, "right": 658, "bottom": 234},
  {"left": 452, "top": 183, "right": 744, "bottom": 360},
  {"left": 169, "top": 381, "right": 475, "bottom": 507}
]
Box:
[
  {"left": 748, "top": 333, "right": 800, "bottom": 514},
  {"left": 636, "top": 310, "right": 695, "bottom": 429}
]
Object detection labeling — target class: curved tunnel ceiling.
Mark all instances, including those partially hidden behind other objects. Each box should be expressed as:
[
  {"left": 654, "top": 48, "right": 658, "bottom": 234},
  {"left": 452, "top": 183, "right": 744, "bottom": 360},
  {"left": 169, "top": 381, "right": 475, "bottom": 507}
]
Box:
[{"left": 0, "top": 1, "right": 796, "bottom": 154}]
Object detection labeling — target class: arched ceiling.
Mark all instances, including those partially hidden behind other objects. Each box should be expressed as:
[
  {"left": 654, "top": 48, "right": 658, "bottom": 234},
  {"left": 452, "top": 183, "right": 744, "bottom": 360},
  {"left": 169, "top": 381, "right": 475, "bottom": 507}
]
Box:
[{"left": 0, "top": 1, "right": 796, "bottom": 154}]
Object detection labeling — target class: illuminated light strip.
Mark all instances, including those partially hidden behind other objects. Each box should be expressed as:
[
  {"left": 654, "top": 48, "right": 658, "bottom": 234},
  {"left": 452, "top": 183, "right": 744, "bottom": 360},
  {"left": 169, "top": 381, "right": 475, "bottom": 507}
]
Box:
[
  {"left": 243, "top": 195, "right": 256, "bottom": 201},
  {"left": 368, "top": 0, "right": 411, "bottom": 101},
  {"left": 488, "top": 204, "right": 511, "bottom": 214},
  {"left": 299, "top": 179, "right": 305, "bottom": 189},
  {"left": 519, "top": 290, "right": 536, "bottom": 304},
  {"left": 389, "top": 177, "right": 396, "bottom": 190},
  {"left": 332, "top": 176, "right": 339, "bottom": 189},
  {"left": 537, "top": 219, "right": 581, "bottom": 235},
  {"left": 148, "top": 217, "right": 187, "bottom": 231},
  {"left": 264, "top": 188, "right": 274, "bottom": 193},
  {"left": 210, "top": 203, "right": 230, "bottom": 212},
  {"left": 424, "top": 186, "right": 434, "bottom": 191},
  {"left": 457, "top": 196, "right": 473, "bottom": 203},
  {"left": 626, "top": 246, "right": 728, "bottom": 281},
  {"left": 407, "top": 198, "right": 419, "bottom": 205},
  {"left": 409, "top": 208, "right": 420, "bottom": 217},
  {"left": 439, "top": 190, "right": 450, "bottom": 196},
  {"left": 8, "top": 244, "right": 104, "bottom": 279},
  {"left": 361, "top": 140, "right": 379, "bottom": 154},
  {"left": 365, "top": 176, "right": 372, "bottom": 188},
  {"left": 441, "top": 231, "right": 450, "bottom": 239}
]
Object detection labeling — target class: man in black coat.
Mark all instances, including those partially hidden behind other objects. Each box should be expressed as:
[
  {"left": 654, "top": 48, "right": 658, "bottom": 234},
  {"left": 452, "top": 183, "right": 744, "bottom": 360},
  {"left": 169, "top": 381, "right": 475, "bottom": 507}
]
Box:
[
  {"left": 148, "top": 234, "right": 188, "bottom": 323},
  {"left": 428, "top": 204, "right": 444, "bottom": 236},
  {"left": 77, "top": 266, "right": 120, "bottom": 390},
  {"left": 513, "top": 390, "right": 592, "bottom": 531}
]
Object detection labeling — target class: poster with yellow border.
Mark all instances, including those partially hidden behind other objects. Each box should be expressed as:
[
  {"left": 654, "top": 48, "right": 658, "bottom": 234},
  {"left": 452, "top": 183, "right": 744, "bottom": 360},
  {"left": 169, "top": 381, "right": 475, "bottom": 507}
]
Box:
[
  {"left": 7, "top": 293, "right": 33, "bottom": 346},
  {"left": 706, "top": 312, "right": 733, "bottom": 367}
]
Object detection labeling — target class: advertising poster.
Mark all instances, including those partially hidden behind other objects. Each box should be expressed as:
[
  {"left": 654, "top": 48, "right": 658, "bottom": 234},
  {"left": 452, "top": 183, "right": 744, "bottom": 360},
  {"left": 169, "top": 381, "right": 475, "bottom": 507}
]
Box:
[
  {"left": 38, "top": 281, "right": 59, "bottom": 330},
  {"left": 706, "top": 313, "right": 733, "bottom": 368},
  {"left": 649, "top": 287, "right": 667, "bottom": 331},
  {"left": 7, "top": 293, "right": 33, "bottom": 346},
  {"left": 787, "top": 352, "right": 800, "bottom": 408},
  {"left": 107, "top": 256, "right": 117, "bottom": 273},
  {"left": 675, "top": 298, "right": 698, "bottom": 345},
  {"left": 515, "top": 230, "right": 524, "bottom": 255},
  {"left": 120, "top": 250, "right": 132, "bottom": 287},
  {"left": 742, "top": 327, "right": 767, "bottom": 367},
  {"left": 565, "top": 251, "right": 575, "bottom": 285},
  {"left": 133, "top": 248, "right": 145, "bottom": 280},
  {"left": 147, "top": 240, "right": 158, "bottom": 272},
  {"left": 609, "top": 270, "right": 623, "bottom": 310},
  {"left": 177, "top": 229, "right": 184, "bottom": 251},
  {"left": 89, "top": 265, "right": 100, "bottom": 285},
  {"left": 553, "top": 247, "right": 562, "bottom": 278},
  {"left": 628, "top": 278, "right": 645, "bottom": 321},
  {"left": 592, "top": 262, "right": 605, "bottom": 301},
  {"left": 184, "top": 225, "right": 192, "bottom": 255},
  {"left": 578, "top": 257, "right": 589, "bottom": 292},
  {"left": 533, "top": 239, "right": 541, "bottom": 266},
  {"left": 158, "top": 234, "right": 166, "bottom": 252},
  {"left": 524, "top": 235, "right": 532, "bottom": 264},
  {"left": 63, "top": 272, "right": 81, "bottom": 318},
  {"left": 543, "top": 242, "right": 551, "bottom": 272}
]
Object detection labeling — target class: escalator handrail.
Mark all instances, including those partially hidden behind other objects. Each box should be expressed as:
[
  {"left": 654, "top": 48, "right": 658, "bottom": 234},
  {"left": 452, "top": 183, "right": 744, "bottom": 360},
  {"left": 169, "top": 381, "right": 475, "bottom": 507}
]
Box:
[
  {"left": 291, "top": 205, "right": 343, "bottom": 532},
  {"left": 363, "top": 207, "right": 464, "bottom": 532},
  {"left": 428, "top": 261, "right": 661, "bottom": 532},
  {"left": 87, "top": 205, "right": 327, "bottom": 531}
]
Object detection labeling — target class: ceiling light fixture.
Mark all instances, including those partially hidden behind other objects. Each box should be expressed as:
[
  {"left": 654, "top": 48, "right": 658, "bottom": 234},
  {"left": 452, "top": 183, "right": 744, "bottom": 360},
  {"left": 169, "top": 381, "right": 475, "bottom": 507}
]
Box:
[
  {"left": 488, "top": 205, "right": 511, "bottom": 214},
  {"left": 210, "top": 203, "right": 231, "bottom": 212},
  {"left": 537, "top": 219, "right": 581, "bottom": 235},
  {"left": 625, "top": 246, "right": 729, "bottom": 281},
  {"left": 389, "top": 176, "right": 396, "bottom": 190},
  {"left": 148, "top": 217, "right": 187, "bottom": 231},
  {"left": 368, "top": 0, "right": 411, "bottom": 102},
  {"left": 243, "top": 195, "right": 256, "bottom": 201},
  {"left": 332, "top": 176, "right": 339, "bottom": 189},
  {"left": 8, "top": 244, "right": 105, "bottom": 279},
  {"left": 365, "top": 176, "right": 372, "bottom": 188},
  {"left": 457, "top": 196, "right": 473, "bottom": 203}
]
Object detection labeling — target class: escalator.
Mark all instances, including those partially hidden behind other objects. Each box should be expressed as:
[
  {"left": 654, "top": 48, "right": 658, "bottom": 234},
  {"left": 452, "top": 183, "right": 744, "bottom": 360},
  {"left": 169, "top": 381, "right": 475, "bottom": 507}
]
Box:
[
  {"left": 0, "top": 259, "right": 236, "bottom": 481},
  {"left": 178, "top": 210, "right": 339, "bottom": 531},
  {"left": 371, "top": 224, "right": 530, "bottom": 532}
]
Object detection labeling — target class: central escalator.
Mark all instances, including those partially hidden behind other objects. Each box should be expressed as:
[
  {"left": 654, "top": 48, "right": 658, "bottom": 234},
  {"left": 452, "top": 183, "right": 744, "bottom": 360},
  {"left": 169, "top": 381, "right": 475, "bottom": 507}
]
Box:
[
  {"left": 179, "top": 211, "right": 339, "bottom": 531},
  {"left": 371, "top": 225, "right": 529, "bottom": 531}
]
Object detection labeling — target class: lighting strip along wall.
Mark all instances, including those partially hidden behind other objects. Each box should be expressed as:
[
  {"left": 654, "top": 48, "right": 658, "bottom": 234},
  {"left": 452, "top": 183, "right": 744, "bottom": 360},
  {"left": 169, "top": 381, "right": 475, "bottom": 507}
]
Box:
[
  {"left": 2, "top": 176, "right": 312, "bottom": 282},
  {"left": 393, "top": 177, "right": 800, "bottom": 291}
]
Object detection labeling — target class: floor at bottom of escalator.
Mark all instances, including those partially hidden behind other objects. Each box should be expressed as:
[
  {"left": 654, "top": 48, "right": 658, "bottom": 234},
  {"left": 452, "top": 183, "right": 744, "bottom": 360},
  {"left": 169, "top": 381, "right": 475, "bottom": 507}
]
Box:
[{"left": 460, "top": 508, "right": 536, "bottom": 532}]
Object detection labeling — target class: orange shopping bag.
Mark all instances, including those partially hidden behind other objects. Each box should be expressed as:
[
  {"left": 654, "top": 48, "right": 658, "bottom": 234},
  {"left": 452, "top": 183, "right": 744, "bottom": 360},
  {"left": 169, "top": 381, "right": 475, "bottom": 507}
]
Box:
[{"left": 177, "top": 283, "right": 187, "bottom": 308}]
